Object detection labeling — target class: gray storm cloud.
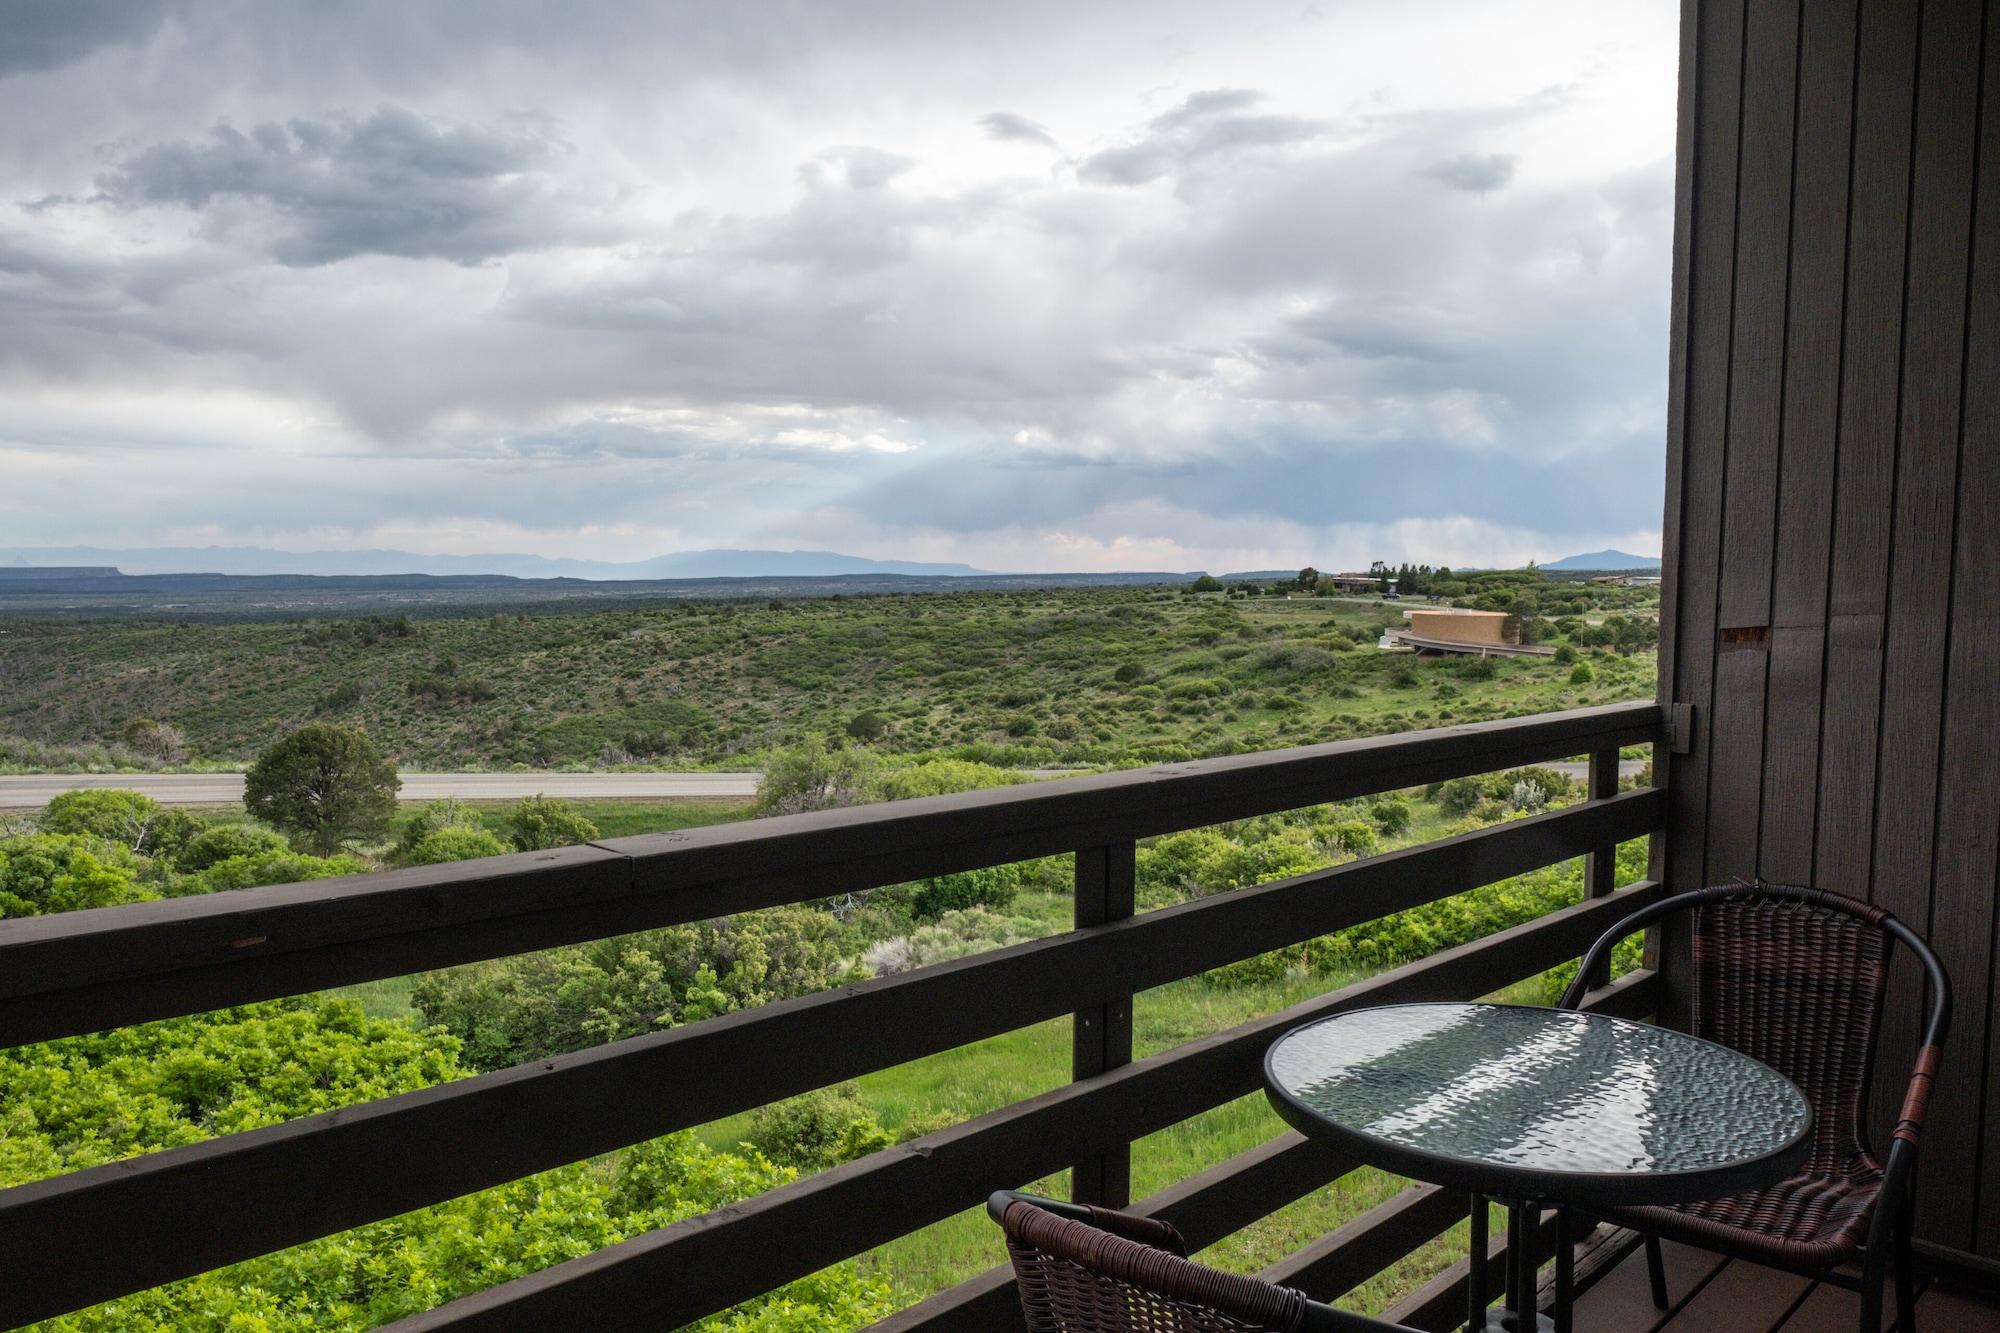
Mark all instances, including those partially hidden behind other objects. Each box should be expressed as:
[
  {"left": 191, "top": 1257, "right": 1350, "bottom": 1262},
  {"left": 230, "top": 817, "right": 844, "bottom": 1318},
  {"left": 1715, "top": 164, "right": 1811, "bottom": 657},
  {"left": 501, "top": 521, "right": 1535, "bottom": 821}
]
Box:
[
  {"left": 94, "top": 107, "right": 576, "bottom": 265},
  {"left": 1422, "top": 152, "right": 1520, "bottom": 192},
  {"left": 979, "top": 113, "right": 1059, "bottom": 149},
  {"left": 0, "top": 0, "right": 1676, "bottom": 568}
]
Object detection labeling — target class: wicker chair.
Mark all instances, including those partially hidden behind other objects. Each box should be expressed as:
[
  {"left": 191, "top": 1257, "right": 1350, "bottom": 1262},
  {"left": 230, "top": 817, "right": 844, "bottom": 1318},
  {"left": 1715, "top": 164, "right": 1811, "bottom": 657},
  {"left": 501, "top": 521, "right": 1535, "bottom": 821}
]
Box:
[
  {"left": 1555, "top": 882, "right": 1951, "bottom": 1333},
  {"left": 988, "top": 1191, "right": 1420, "bottom": 1332}
]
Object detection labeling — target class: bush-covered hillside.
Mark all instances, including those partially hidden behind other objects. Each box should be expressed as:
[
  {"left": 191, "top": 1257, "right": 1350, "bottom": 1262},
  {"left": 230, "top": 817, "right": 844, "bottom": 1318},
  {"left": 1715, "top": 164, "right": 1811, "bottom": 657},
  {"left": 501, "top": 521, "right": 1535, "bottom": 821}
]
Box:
[{"left": 0, "top": 578, "right": 1656, "bottom": 771}]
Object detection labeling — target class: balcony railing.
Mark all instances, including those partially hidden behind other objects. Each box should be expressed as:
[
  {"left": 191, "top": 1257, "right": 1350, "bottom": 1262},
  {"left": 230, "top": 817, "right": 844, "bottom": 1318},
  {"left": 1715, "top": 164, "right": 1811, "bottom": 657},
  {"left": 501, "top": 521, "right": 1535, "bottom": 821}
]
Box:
[{"left": 0, "top": 699, "right": 1667, "bottom": 1331}]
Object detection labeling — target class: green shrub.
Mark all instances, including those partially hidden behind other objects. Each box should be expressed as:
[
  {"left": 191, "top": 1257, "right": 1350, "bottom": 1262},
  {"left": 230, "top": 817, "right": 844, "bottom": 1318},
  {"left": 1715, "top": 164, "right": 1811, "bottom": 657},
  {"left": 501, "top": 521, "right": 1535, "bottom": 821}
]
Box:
[
  {"left": 1432, "top": 767, "right": 1576, "bottom": 817},
  {"left": 1251, "top": 644, "right": 1337, "bottom": 678},
  {"left": 176, "top": 822, "right": 289, "bottom": 872},
  {"left": 1553, "top": 645, "right": 1578, "bottom": 665},
  {"left": 407, "top": 674, "right": 497, "bottom": 705},
  {"left": 136, "top": 808, "right": 208, "bottom": 864},
  {"left": 744, "top": 1084, "right": 894, "bottom": 1172},
  {"left": 392, "top": 797, "right": 486, "bottom": 863},
  {"left": 315, "top": 680, "right": 365, "bottom": 713},
  {"left": 0, "top": 998, "right": 892, "bottom": 1330},
  {"left": 507, "top": 794, "right": 599, "bottom": 851},
  {"left": 755, "top": 737, "right": 880, "bottom": 815},
  {"left": 860, "top": 906, "right": 1048, "bottom": 973},
  {"left": 873, "top": 759, "right": 1023, "bottom": 800},
  {"left": 0, "top": 833, "right": 148, "bottom": 917},
  {"left": 1319, "top": 820, "right": 1377, "bottom": 856},
  {"left": 1569, "top": 661, "right": 1595, "bottom": 685},
  {"left": 1368, "top": 798, "right": 1413, "bottom": 836},
  {"left": 39, "top": 788, "right": 160, "bottom": 847},
  {"left": 411, "top": 906, "right": 864, "bottom": 1070},
  {"left": 1431, "top": 775, "right": 1489, "bottom": 815},
  {"left": 400, "top": 827, "right": 511, "bottom": 866},
  {"left": 905, "top": 865, "right": 1019, "bottom": 920},
  {"left": 175, "top": 849, "right": 368, "bottom": 896},
  {"left": 845, "top": 710, "right": 889, "bottom": 742}
]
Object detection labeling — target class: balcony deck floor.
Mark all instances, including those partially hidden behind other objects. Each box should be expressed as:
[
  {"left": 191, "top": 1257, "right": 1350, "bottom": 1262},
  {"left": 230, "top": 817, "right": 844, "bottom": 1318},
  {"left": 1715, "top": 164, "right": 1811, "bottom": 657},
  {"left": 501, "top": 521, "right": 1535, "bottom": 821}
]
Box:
[{"left": 1568, "top": 1237, "right": 2000, "bottom": 1331}]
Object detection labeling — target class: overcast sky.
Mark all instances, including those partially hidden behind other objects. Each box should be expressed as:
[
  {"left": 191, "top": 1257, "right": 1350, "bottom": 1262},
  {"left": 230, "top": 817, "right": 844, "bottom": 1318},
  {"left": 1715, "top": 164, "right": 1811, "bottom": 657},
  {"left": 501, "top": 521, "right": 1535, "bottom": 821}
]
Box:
[{"left": 1, "top": 0, "right": 1678, "bottom": 572}]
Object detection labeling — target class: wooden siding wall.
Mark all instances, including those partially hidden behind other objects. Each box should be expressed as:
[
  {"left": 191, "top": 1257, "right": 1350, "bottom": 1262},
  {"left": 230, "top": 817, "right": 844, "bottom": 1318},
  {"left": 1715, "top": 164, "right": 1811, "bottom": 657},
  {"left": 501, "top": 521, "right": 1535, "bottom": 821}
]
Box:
[{"left": 1660, "top": 0, "right": 1998, "bottom": 1261}]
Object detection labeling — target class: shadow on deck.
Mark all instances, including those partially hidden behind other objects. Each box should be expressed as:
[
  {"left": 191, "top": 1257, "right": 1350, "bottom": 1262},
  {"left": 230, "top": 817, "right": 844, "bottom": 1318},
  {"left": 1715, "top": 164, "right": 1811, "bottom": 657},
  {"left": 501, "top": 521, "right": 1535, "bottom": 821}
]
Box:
[{"left": 1569, "top": 1233, "right": 2000, "bottom": 1332}]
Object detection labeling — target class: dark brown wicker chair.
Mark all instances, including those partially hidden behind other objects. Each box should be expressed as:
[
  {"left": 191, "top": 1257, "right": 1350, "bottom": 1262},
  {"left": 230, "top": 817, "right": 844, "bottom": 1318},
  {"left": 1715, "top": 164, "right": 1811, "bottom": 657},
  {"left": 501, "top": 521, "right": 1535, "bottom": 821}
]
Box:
[
  {"left": 1555, "top": 882, "right": 1951, "bottom": 1333},
  {"left": 988, "top": 1191, "right": 1420, "bottom": 1332}
]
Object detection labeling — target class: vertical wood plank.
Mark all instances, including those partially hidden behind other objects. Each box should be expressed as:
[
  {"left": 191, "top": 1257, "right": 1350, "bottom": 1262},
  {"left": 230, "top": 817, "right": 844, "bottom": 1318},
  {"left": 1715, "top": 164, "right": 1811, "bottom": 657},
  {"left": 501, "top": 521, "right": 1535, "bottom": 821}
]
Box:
[
  {"left": 1652, "top": 0, "right": 1704, "bottom": 877},
  {"left": 1584, "top": 748, "right": 1622, "bottom": 900},
  {"left": 1943, "top": 0, "right": 2000, "bottom": 1259},
  {"left": 1811, "top": 0, "right": 1921, "bottom": 902},
  {"left": 1865, "top": 0, "right": 1985, "bottom": 1226},
  {"left": 1660, "top": 0, "right": 1748, "bottom": 1028},
  {"left": 1583, "top": 748, "right": 1623, "bottom": 990},
  {"left": 1704, "top": 0, "right": 1802, "bottom": 888},
  {"left": 1715, "top": 0, "right": 1802, "bottom": 637},
  {"left": 1650, "top": 0, "right": 1706, "bottom": 1008},
  {"left": 1071, "top": 841, "right": 1135, "bottom": 1207},
  {"left": 1758, "top": 0, "right": 1860, "bottom": 885}
]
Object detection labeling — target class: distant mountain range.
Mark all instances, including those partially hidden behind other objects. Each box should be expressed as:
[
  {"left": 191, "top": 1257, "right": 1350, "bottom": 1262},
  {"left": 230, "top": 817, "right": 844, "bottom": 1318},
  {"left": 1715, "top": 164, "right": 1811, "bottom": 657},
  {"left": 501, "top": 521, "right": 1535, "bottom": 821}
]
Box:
[
  {"left": 1541, "top": 549, "right": 1661, "bottom": 571},
  {"left": 0, "top": 545, "right": 987, "bottom": 580}
]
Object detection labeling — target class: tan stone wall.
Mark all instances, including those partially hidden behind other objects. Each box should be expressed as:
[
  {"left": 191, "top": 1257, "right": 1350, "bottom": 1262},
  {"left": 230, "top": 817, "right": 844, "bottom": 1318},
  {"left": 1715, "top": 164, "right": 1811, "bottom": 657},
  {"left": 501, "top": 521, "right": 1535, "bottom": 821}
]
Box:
[{"left": 1406, "top": 610, "right": 1507, "bottom": 645}]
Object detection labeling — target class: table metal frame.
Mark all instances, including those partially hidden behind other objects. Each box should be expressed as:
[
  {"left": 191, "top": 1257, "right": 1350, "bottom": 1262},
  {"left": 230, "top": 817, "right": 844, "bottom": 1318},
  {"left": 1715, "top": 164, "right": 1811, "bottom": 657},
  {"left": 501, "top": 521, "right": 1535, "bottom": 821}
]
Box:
[{"left": 1263, "top": 1003, "right": 1812, "bottom": 1333}]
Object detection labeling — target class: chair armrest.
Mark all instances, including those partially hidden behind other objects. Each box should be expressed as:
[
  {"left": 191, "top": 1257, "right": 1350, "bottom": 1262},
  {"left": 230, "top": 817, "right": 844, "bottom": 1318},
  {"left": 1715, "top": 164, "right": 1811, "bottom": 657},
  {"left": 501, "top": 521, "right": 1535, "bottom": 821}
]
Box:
[{"left": 1891, "top": 1043, "right": 1943, "bottom": 1148}]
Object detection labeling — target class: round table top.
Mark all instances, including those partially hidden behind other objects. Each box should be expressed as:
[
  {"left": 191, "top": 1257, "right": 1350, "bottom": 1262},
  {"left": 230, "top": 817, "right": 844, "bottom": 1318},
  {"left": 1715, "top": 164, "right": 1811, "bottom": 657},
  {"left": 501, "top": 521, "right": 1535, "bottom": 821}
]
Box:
[{"left": 1263, "top": 1003, "right": 1812, "bottom": 1207}]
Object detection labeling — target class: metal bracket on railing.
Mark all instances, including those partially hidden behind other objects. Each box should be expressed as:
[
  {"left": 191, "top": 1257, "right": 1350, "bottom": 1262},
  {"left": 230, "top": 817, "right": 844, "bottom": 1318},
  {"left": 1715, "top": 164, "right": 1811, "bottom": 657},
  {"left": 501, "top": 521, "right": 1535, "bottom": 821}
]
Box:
[{"left": 1666, "top": 702, "right": 1695, "bottom": 755}]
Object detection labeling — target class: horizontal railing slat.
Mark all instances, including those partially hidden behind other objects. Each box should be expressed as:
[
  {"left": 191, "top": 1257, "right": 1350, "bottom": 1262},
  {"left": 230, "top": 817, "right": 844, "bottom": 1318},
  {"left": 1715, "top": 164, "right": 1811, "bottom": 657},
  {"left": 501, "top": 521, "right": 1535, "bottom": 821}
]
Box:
[
  {"left": 1259, "top": 1182, "right": 1463, "bottom": 1297},
  {"left": 0, "top": 701, "right": 1663, "bottom": 1040},
  {"left": 871, "top": 1131, "right": 1358, "bottom": 1333},
  {"left": 869, "top": 967, "right": 1658, "bottom": 1333},
  {"left": 0, "top": 791, "right": 1661, "bottom": 1326},
  {"left": 379, "top": 884, "right": 1664, "bottom": 1333}
]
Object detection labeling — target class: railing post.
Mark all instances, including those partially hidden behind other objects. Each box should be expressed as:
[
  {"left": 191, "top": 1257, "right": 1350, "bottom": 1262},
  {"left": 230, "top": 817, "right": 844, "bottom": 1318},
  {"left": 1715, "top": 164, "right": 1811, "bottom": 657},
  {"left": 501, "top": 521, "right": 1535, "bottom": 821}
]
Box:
[
  {"left": 1580, "top": 747, "right": 1622, "bottom": 990},
  {"left": 1071, "top": 840, "right": 1136, "bottom": 1208}
]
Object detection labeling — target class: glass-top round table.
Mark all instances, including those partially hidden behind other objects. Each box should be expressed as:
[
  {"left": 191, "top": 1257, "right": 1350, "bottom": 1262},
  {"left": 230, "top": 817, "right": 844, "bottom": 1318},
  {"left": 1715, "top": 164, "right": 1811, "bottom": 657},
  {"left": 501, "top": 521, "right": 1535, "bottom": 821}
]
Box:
[{"left": 1263, "top": 1003, "right": 1811, "bottom": 1332}]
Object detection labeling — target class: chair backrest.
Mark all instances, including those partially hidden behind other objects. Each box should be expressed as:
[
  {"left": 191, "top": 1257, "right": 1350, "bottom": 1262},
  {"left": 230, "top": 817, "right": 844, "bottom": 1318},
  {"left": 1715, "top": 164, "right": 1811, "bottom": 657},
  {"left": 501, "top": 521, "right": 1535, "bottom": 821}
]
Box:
[
  {"left": 989, "top": 1191, "right": 1417, "bottom": 1333},
  {"left": 1686, "top": 886, "right": 1892, "bottom": 1174},
  {"left": 1563, "top": 881, "right": 1951, "bottom": 1173}
]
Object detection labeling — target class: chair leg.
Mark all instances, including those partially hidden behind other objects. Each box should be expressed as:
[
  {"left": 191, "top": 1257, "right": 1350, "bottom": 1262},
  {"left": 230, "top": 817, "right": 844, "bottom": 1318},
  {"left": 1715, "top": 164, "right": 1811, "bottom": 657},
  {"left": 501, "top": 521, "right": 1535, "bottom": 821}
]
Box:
[
  {"left": 1861, "top": 1244, "right": 1889, "bottom": 1333},
  {"left": 1894, "top": 1207, "right": 1917, "bottom": 1331},
  {"left": 1553, "top": 1208, "right": 1575, "bottom": 1333},
  {"left": 1643, "top": 1233, "right": 1669, "bottom": 1310},
  {"left": 1467, "top": 1193, "right": 1488, "bottom": 1333}
]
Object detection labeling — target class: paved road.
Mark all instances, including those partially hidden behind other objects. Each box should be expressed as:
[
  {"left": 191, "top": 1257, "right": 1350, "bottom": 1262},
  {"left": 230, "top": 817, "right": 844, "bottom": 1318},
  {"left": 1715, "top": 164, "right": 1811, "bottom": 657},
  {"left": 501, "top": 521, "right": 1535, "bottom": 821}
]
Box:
[
  {"left": 1544, "top": 758, "right": 1650, "bottom": 785},
  {"left": 0, "top": 758, "right": 1647, "bottom": 810},
  {"left": 0, "top": 771, "right": 764, "bottom": 809}
]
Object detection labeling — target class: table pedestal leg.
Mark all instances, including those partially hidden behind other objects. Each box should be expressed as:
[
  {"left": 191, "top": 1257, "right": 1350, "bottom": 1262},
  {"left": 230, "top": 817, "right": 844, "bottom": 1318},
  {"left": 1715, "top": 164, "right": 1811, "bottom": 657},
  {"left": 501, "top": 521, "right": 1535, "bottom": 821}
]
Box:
[{"left": 1473, "top": 1198, "right": 1556, "bottom": 1333}]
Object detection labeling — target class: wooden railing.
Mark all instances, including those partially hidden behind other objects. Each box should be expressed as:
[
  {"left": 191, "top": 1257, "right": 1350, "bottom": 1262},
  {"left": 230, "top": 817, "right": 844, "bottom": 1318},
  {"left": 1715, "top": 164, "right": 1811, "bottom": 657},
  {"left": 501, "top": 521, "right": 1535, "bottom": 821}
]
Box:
[{"left": 0, "top": 701, "right": 1666, "bottom": 1331}]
